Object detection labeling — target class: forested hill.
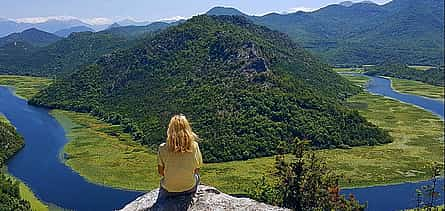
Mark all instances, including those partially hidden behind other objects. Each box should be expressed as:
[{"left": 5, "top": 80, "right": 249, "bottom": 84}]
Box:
[
  {"left": 0, "top": 28, "right": 61, "bottom": 47},
  {"left": 30, "top": 15, "right": 391, "bottom": 162},
  {"left": 0, "top": 23, "right": 171, "bottom": 77},
  {"left": 209, "top": 0, "right": 445, "bottom": 66},
  {"left": 0, "top": 117, "right": 31, "bottom": 210},
  {"left": 365, "top": 64, "right": 445, "bottom": 86}
]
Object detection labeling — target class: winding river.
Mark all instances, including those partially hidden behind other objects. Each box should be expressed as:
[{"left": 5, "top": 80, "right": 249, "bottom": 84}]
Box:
[
  {"left": 0, "top": 86, "right": 141, "bottom": 211},
  {"left": 340, "top": 74, "right": 444, "bottom": 210},
  {"left": 0, "top": 74, "right": 444, "bottom": 211}
]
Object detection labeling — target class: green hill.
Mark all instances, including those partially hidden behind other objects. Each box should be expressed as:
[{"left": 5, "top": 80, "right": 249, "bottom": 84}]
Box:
[
  {"left": 209, "top": 0, "right": 444, "bottom": 65},
  {"left": 30, "top": 15, "right": 391, "bottom": 162},
  {"left": 0, "top": 23, "right": 171, "bottom": 76},
  {"left": 0, "top": 28, "right": 61, "bottom": 47}
]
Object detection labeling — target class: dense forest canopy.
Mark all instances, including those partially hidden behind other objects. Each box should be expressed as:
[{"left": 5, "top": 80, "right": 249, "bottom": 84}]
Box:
[
  {"left": 0, "top": 119, "right": 31, "bottom": 210},
  {"left": 365, "top": 64, "right": 445, "bottom": 86},
  {"left": 0, "top": 23, "right": 171, "bottom": 77},
  {"left": 30, "top": 15, "right": 391, "bottom": 163},
  {"left": 210, "top": 0, "right": 445, "bottom": 66}
]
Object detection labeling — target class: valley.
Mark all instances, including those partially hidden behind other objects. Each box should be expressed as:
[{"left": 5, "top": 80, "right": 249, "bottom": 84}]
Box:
[
  {"left": 1, "top": 71, "right": 443, "bottom": 210},
  {"left": 0, "top": 1, "right": 443, "bottom": 210}
]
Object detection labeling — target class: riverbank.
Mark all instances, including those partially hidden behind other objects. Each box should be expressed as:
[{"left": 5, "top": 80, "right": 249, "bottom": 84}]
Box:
[
  {"left": 0, "top": 114, "right": 49, "bottom": 211},
  {"left": 390, "top": 78, "right": 444, "bottom": 100},
  {"left": 1, "top": 74, "right": 443, "bottom": 196}
]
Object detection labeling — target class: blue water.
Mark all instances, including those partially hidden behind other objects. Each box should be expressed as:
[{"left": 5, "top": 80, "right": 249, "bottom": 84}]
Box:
[
  {"left": 340, "top": 74, "right": 445, "bottom": 210},
  {"left": 0, "top": 86, "right": 142, "bottom": 211}
]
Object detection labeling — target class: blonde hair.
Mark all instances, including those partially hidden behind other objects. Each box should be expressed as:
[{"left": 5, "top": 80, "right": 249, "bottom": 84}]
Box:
[{"left": 166, "top": 114, "right": 198, "bottom": 153}]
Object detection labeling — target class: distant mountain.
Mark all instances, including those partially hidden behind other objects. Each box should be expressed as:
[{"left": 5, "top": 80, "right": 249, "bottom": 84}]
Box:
[
  {"left": 117, "top": 19, "right": 151, "bottom": 26},
  {"left": 30, "top": 15, "right": 390, "bottom": 162},
  {"left": 0, "top": 22, "right": 171, "bottom": 76},
  {"left": 0, "top": 18, "right": 97, "bottom": 37},
  {"left": 54, "top": 26, "right": 94, "bottom": 37},
  {"left": 207, "top": 0, "right": 444, "bottom": 65},
  {"left": 103, "top": 22, "right": 173, "bottom": 38},
  {"left": 0, "top": 28, "right": 61, "bottom": 47},
  {"left": 206, "top": 7, "right": 247, "bottom": 16},
  {"left": 108, "top": 23, "right": 121, "bottom": 29},
  {"left": 338, "top": 1, "right": 375, "bottom": 7}
]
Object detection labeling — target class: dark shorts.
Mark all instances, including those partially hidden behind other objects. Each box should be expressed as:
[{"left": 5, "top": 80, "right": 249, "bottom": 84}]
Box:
[
  {"left": 152, "top": 174, "right": 200, "bottom": 210},
  {"left": 158, "top": 174, "right": 200, "bottom": 198}
]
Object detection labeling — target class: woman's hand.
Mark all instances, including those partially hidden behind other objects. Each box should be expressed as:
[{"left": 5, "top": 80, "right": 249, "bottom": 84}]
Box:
[{"left": 158, "top": 165, "right": 165, "bottom": 176}]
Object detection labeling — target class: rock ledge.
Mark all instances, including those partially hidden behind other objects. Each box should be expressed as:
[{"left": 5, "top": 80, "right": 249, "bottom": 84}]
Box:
[{"left": 120, "top": 185, "right": 289, "bottom": 211}]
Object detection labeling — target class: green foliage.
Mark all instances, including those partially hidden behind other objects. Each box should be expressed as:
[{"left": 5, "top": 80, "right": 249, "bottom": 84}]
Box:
[
  {"left": 30, "top": 15, "right": 391, "bottom": 163},
  {"left": 365, "top": 64, "right": 444, "bottom": 86},
  {"left": 249, "top": 0, "right": 444, "bottom": 65},
  {"left": 251, "top": 138, "right": 365, "bottom": 210},
  {"left": 0, "top": 118, "right": 32, "bottom": 210},
  {"left": 0, "top": 119, "right": 24, "bottom": 166},
  {"left": 415, "top": 162, "right": 443, "bottom": 209}
]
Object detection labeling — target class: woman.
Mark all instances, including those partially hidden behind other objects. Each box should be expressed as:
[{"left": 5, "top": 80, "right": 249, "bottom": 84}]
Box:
[{"left": 157, "top": 114, "right": 203, "bottom": 200}]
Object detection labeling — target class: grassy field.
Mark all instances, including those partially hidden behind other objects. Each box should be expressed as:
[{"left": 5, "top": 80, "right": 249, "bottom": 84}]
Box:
[
  {"left": 0, "top": 75, "right": 52, "bottom": 99},
  {"left": 52, "top": 90, "right": 444, "bottom": 194},
  {"left": 333, "top": 67, "right": 364, "bottom": 73},
  {"left": 408, "top": 65, "right": 435, "bottom": 71},
  {"left": 390, "top": 78, "right": 444, "bottom": 100}
]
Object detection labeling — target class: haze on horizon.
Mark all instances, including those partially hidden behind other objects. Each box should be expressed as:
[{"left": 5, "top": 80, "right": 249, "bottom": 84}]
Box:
[{"left": 2, "top": 0, "right": 392, "bottom": 25}]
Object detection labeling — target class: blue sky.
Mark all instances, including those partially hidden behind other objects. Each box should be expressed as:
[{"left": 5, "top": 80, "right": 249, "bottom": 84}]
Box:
[{"left": 2, "top": 0, "right": 392, "bottom": 25}]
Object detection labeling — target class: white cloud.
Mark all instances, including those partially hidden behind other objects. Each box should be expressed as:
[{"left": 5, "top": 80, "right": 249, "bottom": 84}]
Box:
[
  {"left": 82, "top": 17, "right": 113, "bottom": 25},
  {"left": 158, "top": 16, "right": 189, "bottom": 23},
  {"left": 13, "top": 16, "right": 113, "bottom": 25},
  {"left": 15, "top": 16, "right": 78, "bottom": 23}
]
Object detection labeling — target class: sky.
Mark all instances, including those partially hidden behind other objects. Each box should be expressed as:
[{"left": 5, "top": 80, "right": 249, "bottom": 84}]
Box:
[{"left": 2, "top": 0, "right": 392, "bottom": 25}]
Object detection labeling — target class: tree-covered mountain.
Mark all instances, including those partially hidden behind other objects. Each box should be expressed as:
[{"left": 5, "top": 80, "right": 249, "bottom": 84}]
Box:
[
  {"left": 54, "top": 26, "right": 95, "bottom": 37},
  {"left": 208, "top": 0, "right": 444, "bottom": 65},
  {"left": 0, "top": 119, "right": 31, "bottom": 210},
  {"left": 365, "top": 64, "right": 445, "bottom": 86},
  {"left": 0, "top": 28, "right": 61, "bottom": 47},
  {"left": 30, "top": 15, "right": 391, "bottom": 162},
  {"left": 0, "top": 22, "right": 172, "bottom": 76}
]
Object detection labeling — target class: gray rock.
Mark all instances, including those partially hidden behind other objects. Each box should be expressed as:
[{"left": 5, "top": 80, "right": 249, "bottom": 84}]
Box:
[{"left": 119, "top": 185, "right": 289, "bottom": 211}]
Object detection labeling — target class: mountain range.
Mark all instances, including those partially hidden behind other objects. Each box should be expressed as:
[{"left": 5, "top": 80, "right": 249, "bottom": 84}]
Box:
[
  {"left": 1, "top": 0, "right": 442, "bottom": 66},
  {"left": 209, "top": 0, "right": 444, "bottom": 65},
  {"left": 29, "top": 15, "right": 391, "bottom": 162}
]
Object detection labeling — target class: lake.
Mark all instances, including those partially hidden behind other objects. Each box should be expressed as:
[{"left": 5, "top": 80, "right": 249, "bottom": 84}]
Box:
[{"left": 0, "top": 86, "right": 142, "bottom": 211}]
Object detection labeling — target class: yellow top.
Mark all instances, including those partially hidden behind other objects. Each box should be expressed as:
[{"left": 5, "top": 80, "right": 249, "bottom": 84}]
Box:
[{"left": 157, "top": 141, "right": 203, "bottom": 192}]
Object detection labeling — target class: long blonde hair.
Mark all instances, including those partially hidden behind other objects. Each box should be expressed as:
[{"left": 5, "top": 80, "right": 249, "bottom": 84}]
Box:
[{"left": 166, "top": 114, "right": 198, "bottom": 153}]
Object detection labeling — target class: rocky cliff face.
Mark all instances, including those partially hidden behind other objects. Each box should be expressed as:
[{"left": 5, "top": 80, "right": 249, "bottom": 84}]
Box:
[{"left": 120, "top": 185, "right": 289, "bottom": 211}]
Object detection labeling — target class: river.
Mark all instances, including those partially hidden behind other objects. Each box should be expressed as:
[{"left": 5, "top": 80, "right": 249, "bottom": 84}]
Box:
[
  {"left": 0, "top": 86, "right": 142, "bottom": 211},
  {"left": 340, "top": 74, "right": 444, "bottom": 210},
  {"left": 1, "top": 74, "right": 444, "bottom": 210}
]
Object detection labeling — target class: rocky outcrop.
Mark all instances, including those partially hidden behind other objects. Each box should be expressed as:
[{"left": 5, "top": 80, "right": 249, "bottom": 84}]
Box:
[{"left": 119, "top": 185, "right": 289, "bottom": 211}]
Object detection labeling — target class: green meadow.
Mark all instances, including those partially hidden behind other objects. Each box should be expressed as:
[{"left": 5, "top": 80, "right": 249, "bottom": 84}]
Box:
[
  {"left": 0, "top": 75, "right": 52, "bottom": 99},
  {"left": 408, "top": 65, "right": 435, "bottom": 71},
  {"left": 333, "top": 67, "right": 364, "bottom": 73},
  {"left": 1, "top": 75, "right": 444, "bottom": 195},
  {"left": 390, "top": 78, "right": 444, "bottom": 100}
]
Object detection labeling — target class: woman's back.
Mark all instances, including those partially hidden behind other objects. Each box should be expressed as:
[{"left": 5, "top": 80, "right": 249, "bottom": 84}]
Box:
[{"left": 158, "top": 141, "right": 203, "bottom": 192}]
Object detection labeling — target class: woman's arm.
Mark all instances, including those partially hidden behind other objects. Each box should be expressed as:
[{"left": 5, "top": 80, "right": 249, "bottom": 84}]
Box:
[{"left": 158, "top": 165, "right": 165, "bottom": 176}]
